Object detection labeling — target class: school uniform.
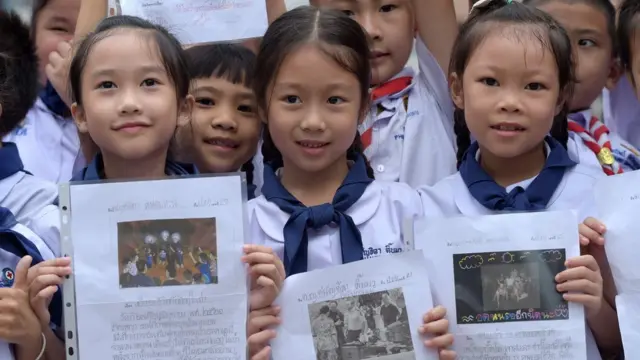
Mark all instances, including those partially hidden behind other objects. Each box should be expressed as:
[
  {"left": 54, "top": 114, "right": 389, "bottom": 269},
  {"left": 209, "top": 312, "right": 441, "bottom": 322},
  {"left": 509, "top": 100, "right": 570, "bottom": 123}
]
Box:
[
  {"left": 3, "top": 83, "right": 85, "bottom": 183},
  {"left": 0, "top": 142, "right": 60, "bottom": 256},
  {"left": 569, "top": 110, "right": 640, "bottom": 174},
  {"left": 416, "top": 137, "right": 603, "bottom": 360},
  {"left": 359, "top": 39, "right": 456, "bottom": 188},
  {"left": 602, "top": 77, "right": 640, "bottom": 149},
  {"left": 71, "top": 152, "right": 198, "bottom": 181},
  {"left": 0, "top": 206, "right": 63, "bottom": 359}
]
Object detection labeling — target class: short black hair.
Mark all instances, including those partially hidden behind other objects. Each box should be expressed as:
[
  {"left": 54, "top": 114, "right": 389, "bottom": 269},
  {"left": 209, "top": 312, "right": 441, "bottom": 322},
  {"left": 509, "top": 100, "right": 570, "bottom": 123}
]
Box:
[
  {"left": 185, "top": 43, "right": 256, "bottom": 88},
  {"left": 618, "top": 0, "right": 640, "bottom": 74},
  {"left": 0, "top": 11, "right": 39, "bottom": 137}
]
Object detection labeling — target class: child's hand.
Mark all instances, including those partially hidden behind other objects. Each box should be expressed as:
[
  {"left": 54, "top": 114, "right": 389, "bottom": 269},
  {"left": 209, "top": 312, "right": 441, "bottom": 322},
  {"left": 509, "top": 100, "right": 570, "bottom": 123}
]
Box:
[
  {"left": 556, "top": 255, "right": 603, "bottom": 318},
  {"left": 44, "top": 41, "right": 73, "bottom": 107},
  {"left": 242, "top": 245, "right": 285, "bottom": 310},
  {"left": 27, "top": 257, "right": 72, "bottom": 327},
  {"left": 579, "top": 217, "right": 606, "bottom": 247},
  {"left": 419, "top": 306, "right": 456, "bottom": 359},
  {"left": 247, "top": 306, "right": 280, "bottom": 360},
  {"left": 0, "top": 256, "right": 42, "bottom": 346}
]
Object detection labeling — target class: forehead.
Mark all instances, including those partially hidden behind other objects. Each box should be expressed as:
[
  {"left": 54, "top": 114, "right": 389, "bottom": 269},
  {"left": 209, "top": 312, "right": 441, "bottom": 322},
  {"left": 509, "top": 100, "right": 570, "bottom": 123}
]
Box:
[
  {"left": 84, "top": 31, "right": 163, "bottom": 72},
  {"left": 274, "top": 44, "right": 359, "bottom": 86},
  {"left": 192, "top": 76, "right": 253, "bottom": 95},
  {"left": 38, "top": 0, "right": 80, "bottom": 20},
  {"left": 537, "top": 2, "right": 608, "bottom": 35},
  {"left": 314, "top": 0, "right": 410, "bottom": 6}
]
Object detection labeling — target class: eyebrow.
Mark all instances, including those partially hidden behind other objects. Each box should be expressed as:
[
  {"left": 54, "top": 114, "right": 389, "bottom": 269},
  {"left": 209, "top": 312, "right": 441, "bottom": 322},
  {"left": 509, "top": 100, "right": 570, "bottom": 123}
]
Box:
[
  {"left": 194, "top": 85, "right": 254, "bottom": 101},
  {"left": 90, "top": 65, "right": 167, "bottom": 77},
  {"left": 573, "top": 28, "right": 604, "bottom": 37},
  {"left": 274, "top": 82, "right": 352, "bottom": 91},
  {"left": 48, "top": 16, "right": 71, "bottom": 24}
]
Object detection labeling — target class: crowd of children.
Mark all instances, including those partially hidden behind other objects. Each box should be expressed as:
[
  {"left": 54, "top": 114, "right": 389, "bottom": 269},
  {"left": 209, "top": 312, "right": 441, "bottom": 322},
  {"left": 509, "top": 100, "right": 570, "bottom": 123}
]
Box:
[{"left": 1, "top": 0, "right": 640, "bottom": 358}]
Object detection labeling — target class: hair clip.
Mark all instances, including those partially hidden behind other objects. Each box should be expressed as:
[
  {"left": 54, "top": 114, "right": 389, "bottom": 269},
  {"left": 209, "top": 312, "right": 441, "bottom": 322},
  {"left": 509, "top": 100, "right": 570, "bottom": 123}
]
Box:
[{"left": 471, "top": 0, "right": 494, "bottom": 11}]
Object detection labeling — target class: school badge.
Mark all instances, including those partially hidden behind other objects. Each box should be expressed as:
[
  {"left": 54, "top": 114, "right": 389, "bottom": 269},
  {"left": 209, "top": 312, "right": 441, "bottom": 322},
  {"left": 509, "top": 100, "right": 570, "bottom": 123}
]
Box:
[{"left": 0, "top": 268, "right": 15, "bottom": 287}]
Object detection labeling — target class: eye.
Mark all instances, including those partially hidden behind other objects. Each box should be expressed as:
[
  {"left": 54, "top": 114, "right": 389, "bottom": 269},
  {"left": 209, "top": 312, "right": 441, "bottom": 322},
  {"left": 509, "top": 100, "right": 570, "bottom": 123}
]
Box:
[
  {"left": 284, "top": 95, "right": 301, "bottom": 104},
  {"left": 380, "top": 4, "right": 397, "bottom": 12},
  {"left": 141, "top": 78, "right": 159, "bottom": 87},
  {"left": 525, "top": 82, "right": 546, "bottom": 91},
  {"left": 341, "top": 10, "right": 355, "bottom": 16},
  {"left": 97, "top": 81, "right": 116, "bottom": 89},
  {"left": 577, "top": 39, "right": 596, "bottom": 47},
  {"left": 196, "top": 97, "right": 215, "bottom": 107},
  {"left": 480, "top": 78, "right": 499, "bottom": 86},
  {"left": 237, "top": 104, "right": 254, "bottom": 113},
  {"left": 327, "top": 96, "right": 345, "bottom": 105}
]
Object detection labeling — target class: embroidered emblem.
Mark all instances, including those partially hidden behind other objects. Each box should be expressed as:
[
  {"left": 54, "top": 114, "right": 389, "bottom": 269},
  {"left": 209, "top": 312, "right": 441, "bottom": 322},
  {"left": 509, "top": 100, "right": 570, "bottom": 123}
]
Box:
[{"left": 0, "top": 268, "right": 15, "bottom": 287}]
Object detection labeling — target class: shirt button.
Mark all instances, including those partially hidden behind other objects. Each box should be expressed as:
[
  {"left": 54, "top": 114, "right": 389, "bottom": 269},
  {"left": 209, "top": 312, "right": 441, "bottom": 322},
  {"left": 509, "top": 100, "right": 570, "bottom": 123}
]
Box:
[{"left": 377, "top": 165, "right": 385, "bottom": 173}]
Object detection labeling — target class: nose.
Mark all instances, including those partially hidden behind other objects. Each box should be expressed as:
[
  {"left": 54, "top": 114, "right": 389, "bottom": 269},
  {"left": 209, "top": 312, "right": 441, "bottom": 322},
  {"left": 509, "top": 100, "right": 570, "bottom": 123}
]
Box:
[
  {"left": 498, "top": 91, "right": 522, "bottom": 113},
  {"left": 359, "top": 13, "right": 382, "bottom": 40},
  {"left": 300, "top": 107, "right": 326, "bottom": 132},
  {"left": 211, "top": 111, "right": 238, "bottom": 131},
  {"left": 118, "top": 89, "right": 142, "bottom": 115}
]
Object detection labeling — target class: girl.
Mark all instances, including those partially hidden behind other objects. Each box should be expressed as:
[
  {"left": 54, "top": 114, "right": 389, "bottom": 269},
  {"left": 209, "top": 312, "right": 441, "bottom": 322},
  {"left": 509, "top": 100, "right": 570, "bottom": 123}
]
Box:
[
  {"left": 246, "top": 6, "right": 454, "bottom": 359},
  {"left": 3, "top": 0, "right": 84, "bottom": 183},
  {"left": 177, "top": 44, "right": 262, "bottom": 198},
  {"left": 415, "top": 0, "right": 620, "bottom": 357}
]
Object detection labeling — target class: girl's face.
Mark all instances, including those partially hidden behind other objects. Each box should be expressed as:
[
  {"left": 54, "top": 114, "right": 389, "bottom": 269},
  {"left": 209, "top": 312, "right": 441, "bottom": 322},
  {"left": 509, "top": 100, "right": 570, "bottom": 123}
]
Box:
[
  {"left": 266, "top": 44, "right": 362, "bottom": 175},
  {"left": 180, "top": 76, "right": 261, "bottom": 172},
  {"left": 72, "top": 30, "right": 190, "bottom": 163},
  {"left": 451, "top": 28, "right": 562, "bottom": 159},
  {"left": 34, "top": 0, "right": 80, "bottom": 84}
]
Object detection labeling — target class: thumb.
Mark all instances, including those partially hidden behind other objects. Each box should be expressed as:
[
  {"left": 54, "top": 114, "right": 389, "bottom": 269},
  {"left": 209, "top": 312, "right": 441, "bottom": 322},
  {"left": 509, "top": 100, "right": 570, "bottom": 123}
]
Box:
[{"left": 12, "top": 256, "right": 32, "bottom": 290}]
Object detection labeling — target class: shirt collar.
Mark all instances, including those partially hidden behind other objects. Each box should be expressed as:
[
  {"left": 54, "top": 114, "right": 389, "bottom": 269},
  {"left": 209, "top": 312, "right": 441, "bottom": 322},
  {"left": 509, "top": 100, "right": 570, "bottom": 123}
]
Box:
[{"left": 0, "top": 143, "right": 25, "bottom": 181}]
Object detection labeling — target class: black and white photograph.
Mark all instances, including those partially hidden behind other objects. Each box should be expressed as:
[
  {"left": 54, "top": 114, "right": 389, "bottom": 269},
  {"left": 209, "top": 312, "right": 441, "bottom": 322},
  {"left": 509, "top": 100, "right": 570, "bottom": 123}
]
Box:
[
  {"left": 308, "top": 288, "right": 415, "bottom": 360},
  {"left": 453, "top": 249, "right": 568, "bottom": 324}
]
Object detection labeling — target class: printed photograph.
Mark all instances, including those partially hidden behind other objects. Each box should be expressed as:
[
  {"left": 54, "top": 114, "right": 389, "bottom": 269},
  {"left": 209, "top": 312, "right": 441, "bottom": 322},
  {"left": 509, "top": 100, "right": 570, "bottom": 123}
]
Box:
[
  {"left": 308, "top": 288, "right": 415, "bottom": 360},
  {"left": 453, "top": 249, "right": 568, "bottom": 324},
  {"left": 117, "top": 218, "right": 218, "bottom": 288}
]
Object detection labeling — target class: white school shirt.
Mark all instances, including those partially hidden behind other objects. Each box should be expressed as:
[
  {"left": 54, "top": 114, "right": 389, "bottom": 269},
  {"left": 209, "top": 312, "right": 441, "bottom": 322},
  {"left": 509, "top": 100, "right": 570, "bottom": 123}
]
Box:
[
  {"left": 3, "top": 98, "right": 85, "bottom": 183},
  {"left": 602, "top": 77, "right": 640, "bottom": 149},
  {"left": 0, "top": 173, "right": 60, "bottom": 257},
  {"left": 359, "top": 39, "right": 456, "bottom": 188}
]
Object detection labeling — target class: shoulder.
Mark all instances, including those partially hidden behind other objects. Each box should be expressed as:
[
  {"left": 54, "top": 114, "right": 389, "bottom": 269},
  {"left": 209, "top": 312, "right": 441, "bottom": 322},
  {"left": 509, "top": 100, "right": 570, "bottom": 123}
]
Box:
[
  {"left": 415, "top": 173, "right": 461, "bottom": 216},
  {"left": 367, "top": 180, "right": 423, "bottom": 218}
]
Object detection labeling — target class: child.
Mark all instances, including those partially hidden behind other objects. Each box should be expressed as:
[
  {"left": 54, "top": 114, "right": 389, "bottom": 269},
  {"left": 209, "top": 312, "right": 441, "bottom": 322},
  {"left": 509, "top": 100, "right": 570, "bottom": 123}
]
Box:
[
  {"left": 178, "top": 44, "right": 261, "bottom": 198},
  {"left": 67, "top": 16, "right": 197, "bottom": 180},
  {"left": 3, "top": 0, "right": 84, "bottom": 183},
  {"left": 618, "top": 0, "right": 640, "bottom": 98},
  {"left": 247, "top": 7, "right": 454, "bottom": 359},
  {"left": 525, "top": 0, "right": 640, "bottom": 174},
  {"left": 310, "top": 0, "right": 459, "bottom": 187},
  {"left": 417, "top": 0, "right": 619, "bottom": 357},
  {"left": 0, "top": 10, "right": 61, "bottom": 257}
]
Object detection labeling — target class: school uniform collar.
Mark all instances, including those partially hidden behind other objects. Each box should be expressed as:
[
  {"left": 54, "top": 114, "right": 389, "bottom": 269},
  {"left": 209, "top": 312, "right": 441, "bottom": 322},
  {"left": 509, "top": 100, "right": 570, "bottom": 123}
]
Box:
[
  {"left": 0, "top": 142, "right": 25, "bottom": 181},
  {"left": 72, "top": 152, "right": 198, "bottom": 181},
  {"left": 373, "top": 67, "right": 416, "bottom": 111},
  {"left": 569, "top": 109, "right": 591, "bottom": 127},
  {"left": 38, "top": 81, "right": 70, "bottom": 118}
]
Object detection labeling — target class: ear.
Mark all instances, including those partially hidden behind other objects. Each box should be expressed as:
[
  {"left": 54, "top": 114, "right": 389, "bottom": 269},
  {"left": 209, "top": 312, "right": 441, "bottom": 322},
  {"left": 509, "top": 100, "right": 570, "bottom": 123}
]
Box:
[
  {"left": 177, "top": 94, "right": 194, "bottom": 127},
  {"left": 449, "top": 72, "right": 464, "bottom": 110},
  {"left": 71, "top": 103, "right": 89, "bottom": 133},
  {"left": 605, "top": 58, "right": 622, "bottom": 90}
]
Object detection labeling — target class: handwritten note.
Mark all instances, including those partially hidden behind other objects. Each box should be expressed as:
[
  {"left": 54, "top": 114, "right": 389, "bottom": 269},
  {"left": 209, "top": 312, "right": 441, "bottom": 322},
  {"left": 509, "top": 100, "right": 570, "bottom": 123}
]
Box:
[
  {"left": 411, "top": 211, "right": 587, "bottom": 360},
  {"left": 61, "top": 174, "right": 248, "bottom": 360},
  {"left": 271, "top": 251, "right": 438, "bottom": 360},
  {"left": 110, "top": 0, "right": 269, "bottom": 44}
]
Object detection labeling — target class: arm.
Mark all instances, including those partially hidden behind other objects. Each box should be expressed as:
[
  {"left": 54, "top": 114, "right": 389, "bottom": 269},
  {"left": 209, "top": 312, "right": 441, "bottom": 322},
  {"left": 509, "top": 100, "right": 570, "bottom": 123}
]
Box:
[
  {"left": 412, "top": 0, "right": 458, "bottom": 73},
  {"left": 43, "top": 327, "right": 66, "bottom": 360},
  {"left": 75, "top": 0, "right": 108, "bottom": 39},
  {"left": 14, "top": 333, "right": 44, "bottom": 360},
  {"left": 587, "top": 300, "right": 622, "bottom": 354}
]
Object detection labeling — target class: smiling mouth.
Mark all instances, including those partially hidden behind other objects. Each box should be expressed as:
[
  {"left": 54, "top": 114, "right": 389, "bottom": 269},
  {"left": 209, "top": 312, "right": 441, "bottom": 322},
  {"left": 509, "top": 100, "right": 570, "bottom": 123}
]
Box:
[
  {"left": 205, "top": 138, "right": 239, "bottom": 148},
  {"left": 490, "top": 124, "right": 526, "bottom": 132},
  {"left": 296, "top": 141, "right": 329, "bottom": 148}
]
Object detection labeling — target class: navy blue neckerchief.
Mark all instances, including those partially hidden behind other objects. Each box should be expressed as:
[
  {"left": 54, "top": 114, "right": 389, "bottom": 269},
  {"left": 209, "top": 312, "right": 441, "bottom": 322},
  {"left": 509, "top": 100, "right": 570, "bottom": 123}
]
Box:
[
  {"left": 71, "top": 152, "right": 198, "bottom": 181},
  {"left": 459, "top": 136, "right": 576, "bottom": 211},
  {"left": 0, "top": 142, "right": 28, "bottom": 180},
  {"left": 261, "top": 155, "right": 373, "bottom": 277},
  {"left": 39, "top": 81, "right": 70, "bottom": 118},
  {"left": 247, "top": 183, "right": 257, "bottom": 200},
  {"left": 0, "top": 207, "right": 63, "bottom": 328}
]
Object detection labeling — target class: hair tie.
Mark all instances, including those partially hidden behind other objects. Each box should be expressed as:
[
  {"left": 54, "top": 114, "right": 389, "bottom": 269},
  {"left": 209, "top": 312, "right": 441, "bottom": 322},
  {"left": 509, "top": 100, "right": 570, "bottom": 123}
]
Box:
[{"left": 471, "top": 0, "right": 511, "bottom": 11}]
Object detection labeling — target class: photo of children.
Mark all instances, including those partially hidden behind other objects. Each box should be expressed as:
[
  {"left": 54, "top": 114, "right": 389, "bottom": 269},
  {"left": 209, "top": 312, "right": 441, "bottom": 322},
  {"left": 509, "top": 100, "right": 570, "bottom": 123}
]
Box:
[{"left": 117, "top": 217, "right": 218, "bottom": 288}]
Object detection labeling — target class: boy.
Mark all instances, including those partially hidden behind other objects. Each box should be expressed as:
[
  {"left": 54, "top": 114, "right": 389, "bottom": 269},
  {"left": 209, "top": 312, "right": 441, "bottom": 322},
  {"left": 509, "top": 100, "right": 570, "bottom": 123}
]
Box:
[
  {"left": 310, "top": 0, "right": 459, "bottom": 187},
  {"left": 527, "top": 0, "right": 640, "bottom": 175},
  {"left": 0, "top": 11, "right": 60, "bottom": 257}
]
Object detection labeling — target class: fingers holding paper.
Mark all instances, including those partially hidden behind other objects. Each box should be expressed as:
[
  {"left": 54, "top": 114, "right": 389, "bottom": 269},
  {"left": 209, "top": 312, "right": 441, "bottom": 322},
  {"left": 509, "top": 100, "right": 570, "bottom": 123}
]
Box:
[
  {"left": 242, "top": 245, "right": 285, "bottom": 310},
  {"left": 247, "top": 306, "right": 280, "bottom": 360},
  {"left": 419, "top": 305, "right": 456, "bottom": 359},
  {"left": 556, "top": 255, "right": 603, "bottom": 317},
  {"left": 0, "top": 256, "right": 41, "bottom": 346},
  {"left": 27, "top": 257, "right": 71, "bottom": 327},
  {"left": 579, "top": 217, "right": 606, "bottom": 246}
]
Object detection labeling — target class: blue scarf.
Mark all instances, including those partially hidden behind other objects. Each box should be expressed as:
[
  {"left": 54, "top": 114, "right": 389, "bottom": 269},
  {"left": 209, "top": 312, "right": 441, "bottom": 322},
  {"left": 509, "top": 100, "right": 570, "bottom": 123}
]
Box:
[
  {"left": 261, "top": 155, "right": 373, "bottom": 277},
  {"left": 71, "top": 153, "right": 197, "bottom": 181},
  {"left": 0, "top": 142, "right": 27, "bottom": 180},
  {"left": 459, "top": 137, "right": 576, "bottom": 211},
  {"left": 0, "top": 207, "right": 63, "bottom": 328},
  {"left": 39, "top": 81, "right": 70, "bottom": 118}
]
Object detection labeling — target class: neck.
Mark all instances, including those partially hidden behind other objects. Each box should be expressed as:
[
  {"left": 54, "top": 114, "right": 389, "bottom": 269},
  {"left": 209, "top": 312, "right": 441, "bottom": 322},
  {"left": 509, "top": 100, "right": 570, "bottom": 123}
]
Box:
[
  {"left": 479, "top": 142, "right": 546, "bottom": 188},
  {"left": 102, "top": 151, "right": 168, "bottom": 180},
  {"left": 280, "top": 155, "right": 350, "bottom": 206}
]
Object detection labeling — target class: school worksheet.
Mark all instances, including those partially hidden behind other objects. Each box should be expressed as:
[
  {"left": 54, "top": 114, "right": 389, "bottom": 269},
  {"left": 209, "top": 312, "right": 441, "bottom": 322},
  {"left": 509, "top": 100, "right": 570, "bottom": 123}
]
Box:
[
  {"left": 108, "top": 0, "right": 268, "bottom": 44},
  {"left": 271, "top": 251, "right": 438, "bottom": 360},
  {"left": 408, "top": 211, "right": 587, "bottom": 360},
  {"left": 59, "top": 174, "right": 249, "bottom": 360}
]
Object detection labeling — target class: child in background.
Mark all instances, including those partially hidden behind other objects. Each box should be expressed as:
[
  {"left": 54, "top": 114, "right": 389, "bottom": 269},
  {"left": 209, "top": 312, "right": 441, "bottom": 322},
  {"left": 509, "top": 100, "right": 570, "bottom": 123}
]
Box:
[
  {"left": 618, "top": 0, "right": 640, "bottom": 99},
  {"left": 311, "top": 0, "right": 459, "bottom": 187},
  {"left": 247, "top": 7, "right": 455, "bottom": 359},
  {"left": 178, "top": 44, "right": 261, "bottom": 198},
  {"left": 3, "top": 0, "right": 84, "bottom": 183},
  {"left": 525, "top": 0, "right": 640, "bottom": 174},
  {"left": 0, "top": 11, "right": 61, "bottom": 257}
]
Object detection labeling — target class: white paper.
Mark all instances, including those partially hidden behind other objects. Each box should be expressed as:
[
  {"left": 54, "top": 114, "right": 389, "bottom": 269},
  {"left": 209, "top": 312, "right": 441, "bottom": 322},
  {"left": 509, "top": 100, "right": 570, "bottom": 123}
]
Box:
[
  {"left": 109, "top": 0, "right": 268, "bottom": 44},
  {"left": 616, "top": 293, "right": 640, "bottom": 358},
  {"left": 272, "top": 251, "right": 437, "bottom": 360},
  {"left": 65, "top": 175, "right": 248, "bottom": 360},
  {"left": 413, "top": 211, "right": 586, "bottom": 360}
]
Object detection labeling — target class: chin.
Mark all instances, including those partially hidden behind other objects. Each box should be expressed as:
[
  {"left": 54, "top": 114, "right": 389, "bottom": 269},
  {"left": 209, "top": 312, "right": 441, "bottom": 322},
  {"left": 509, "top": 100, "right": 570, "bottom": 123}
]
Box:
[{"left": 482, "top": 145, "right": 530, "bottom": 160}]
